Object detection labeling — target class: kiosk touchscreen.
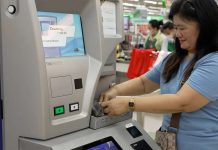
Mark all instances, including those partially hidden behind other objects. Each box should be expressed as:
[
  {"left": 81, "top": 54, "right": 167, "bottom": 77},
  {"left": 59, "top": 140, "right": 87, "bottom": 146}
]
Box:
[
  {"left": 73, "top": 136, "right": 122, "bottom": 150},
  {"left": 38, "top": 11, "right": 86, "bottom": 57}
]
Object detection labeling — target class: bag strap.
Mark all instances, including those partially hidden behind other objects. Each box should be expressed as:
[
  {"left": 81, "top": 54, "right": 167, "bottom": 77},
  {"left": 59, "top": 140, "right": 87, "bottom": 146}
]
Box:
[
  {"left": 170, "top": 113, "right": 181, "bottom": 128},
  {"left": 169, "top": 69, "right": 192, "bottom": 128}
]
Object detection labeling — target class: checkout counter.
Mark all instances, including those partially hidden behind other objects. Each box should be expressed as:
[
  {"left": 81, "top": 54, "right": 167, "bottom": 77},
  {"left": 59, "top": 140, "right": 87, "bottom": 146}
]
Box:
[{"left": 0, "top": 0, "right": 161, "bottom": 150}]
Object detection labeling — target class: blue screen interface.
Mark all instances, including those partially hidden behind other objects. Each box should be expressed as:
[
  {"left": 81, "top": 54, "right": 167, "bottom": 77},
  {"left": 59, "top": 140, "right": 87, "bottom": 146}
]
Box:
[
  {"left": 87, "top": 141, "right": 119, "bottom": 150},
  {"left": 37, "top": 11, "right": 86, "bottom": 58}
]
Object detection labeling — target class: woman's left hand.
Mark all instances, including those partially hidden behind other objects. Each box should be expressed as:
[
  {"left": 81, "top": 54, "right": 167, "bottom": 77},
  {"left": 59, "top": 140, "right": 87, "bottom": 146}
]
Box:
[{"left": 100, "top": 96, "right": 130, "bottom": 116}]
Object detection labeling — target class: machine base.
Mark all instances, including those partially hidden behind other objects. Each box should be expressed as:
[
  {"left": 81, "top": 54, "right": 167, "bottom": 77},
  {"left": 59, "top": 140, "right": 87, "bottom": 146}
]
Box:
[{"left": 19, "top": 120, "right": 161, "bottom": 150}]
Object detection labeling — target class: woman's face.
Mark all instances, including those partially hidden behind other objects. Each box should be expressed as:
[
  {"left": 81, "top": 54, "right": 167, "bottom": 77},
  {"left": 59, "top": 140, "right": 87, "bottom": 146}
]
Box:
[{"left": 173, "top": 15, "right": 200, "bottom": 52}]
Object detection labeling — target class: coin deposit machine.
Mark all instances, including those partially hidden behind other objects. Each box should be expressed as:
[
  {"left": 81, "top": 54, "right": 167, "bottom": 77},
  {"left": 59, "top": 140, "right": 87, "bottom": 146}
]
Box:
[{"left": 0, "top": 0, "right": 160, "bottom": 150}]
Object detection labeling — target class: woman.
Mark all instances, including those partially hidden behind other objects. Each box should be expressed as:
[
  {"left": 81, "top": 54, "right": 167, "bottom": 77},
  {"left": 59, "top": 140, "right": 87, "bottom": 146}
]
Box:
[
  {"left": 100, "top": 0, "right": 218, "bottom": 149},
  {"left": 144, "top": 19, "right": 165, "bottom": 51}
]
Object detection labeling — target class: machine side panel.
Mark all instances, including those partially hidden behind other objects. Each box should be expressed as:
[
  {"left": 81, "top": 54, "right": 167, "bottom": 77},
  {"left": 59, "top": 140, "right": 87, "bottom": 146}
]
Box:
[
  {"left": 1, "top": 0, "right": 104, "bottom": 150},
  {"left": 0, "top": 0, "right": 3, "bottom": 148},
  {"left": 1, "top": 0, "right": 49, "bottom": 149}
]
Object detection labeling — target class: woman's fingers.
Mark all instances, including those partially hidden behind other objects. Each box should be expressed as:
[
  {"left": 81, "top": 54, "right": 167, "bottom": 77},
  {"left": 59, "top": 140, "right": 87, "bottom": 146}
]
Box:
[
  {"left": 99, "top": 94, "right": 105, "bottom": 102},
  {"left": 99, "top": 93, "right": 111, "bottom": 102},
  {"left": 100, "top": 97, "right": 128, "bottom": 116},
  {"left": 100, "top": 101, "right": 112, "bottom": 115},
  {"left": 100, "top": 101, "right": 108, "bottom": 108},
  {"left": 103, "top": 107, "right": 110, "bottom": 114}
]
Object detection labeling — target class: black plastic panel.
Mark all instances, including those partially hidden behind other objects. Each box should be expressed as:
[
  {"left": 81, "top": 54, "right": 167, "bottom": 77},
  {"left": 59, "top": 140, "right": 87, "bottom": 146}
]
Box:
[
  {"left": 74, "top": 78, "right": 83, "bottom": 89},
  {"left": 126, "top": 126, "right": 142, "bottom": 138},
  {"left": 131, "top": 139, "right": 153, "bottom": 150}
]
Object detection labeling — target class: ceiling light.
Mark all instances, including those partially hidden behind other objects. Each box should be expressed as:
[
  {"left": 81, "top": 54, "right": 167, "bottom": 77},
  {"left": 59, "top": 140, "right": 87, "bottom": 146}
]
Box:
[
  {"left": 123, "top": 3, "right": 146, "bottom": 8},
  {"left": 144, "top": 0, "right": 158, "bottom": 5},
  {"left": 123, "top": 3, "right": 137, "bottom": 7},
  {"left": 127, "top": 0, "right": 139, "bottom": 1},
  {"left": 148, "top": 6, "right": 161, "bottom": 10},
  {"left": 148, "top": 12, "right": 159, "bottom": 15},
  {"left": 147, "top": 8, "right": 160, "bottom": 13}
]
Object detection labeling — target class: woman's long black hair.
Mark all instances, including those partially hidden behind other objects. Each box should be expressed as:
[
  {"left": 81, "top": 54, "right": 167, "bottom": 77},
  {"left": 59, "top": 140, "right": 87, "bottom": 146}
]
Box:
[{"left": 163, "top": 0, "right": 218, "bottom": 82}]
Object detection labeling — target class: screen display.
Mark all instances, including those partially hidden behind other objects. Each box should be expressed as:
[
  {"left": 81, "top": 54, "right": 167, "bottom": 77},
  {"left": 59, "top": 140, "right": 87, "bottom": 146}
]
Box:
[
  {"left": 123, "top": 16, "right": 129, "bottom": 30},
  {"left": 37, "top": 11, "right": 86, "bottom": 58},
  {"left": 72, "top": 136, "right": 122, "bottom": 150},
  {"left": 87, "top": 141, "right": 119, "bottom": 150}
]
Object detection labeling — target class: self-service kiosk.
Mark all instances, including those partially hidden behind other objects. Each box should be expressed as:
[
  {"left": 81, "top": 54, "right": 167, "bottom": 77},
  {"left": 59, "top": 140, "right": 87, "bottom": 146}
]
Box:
[{"left": 0, "top": 0, "right": 161, "bottom": 150}]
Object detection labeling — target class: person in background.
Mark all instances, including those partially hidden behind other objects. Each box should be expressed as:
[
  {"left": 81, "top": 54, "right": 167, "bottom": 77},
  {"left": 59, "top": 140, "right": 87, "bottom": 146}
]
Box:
[
  {"left": 161, "top": 21, "right": 175, "bottom": 53},
  {"left": 116, "top": 40, "right": 131, "bottom": 62},
  {"left": 100, "top": 0, "right": 218, "bottom": 149},
  {"left": 115, "top": 42, "right": 125, "bottom": 62},
  {"left": 144, "top": 20, "right": 165, "bottom": 51},
  {"left": 154, "top": 21, "right": 176, "bottom": 66},
  {"left": 162, "top": 21, "right": 174, "bottom": 36}
]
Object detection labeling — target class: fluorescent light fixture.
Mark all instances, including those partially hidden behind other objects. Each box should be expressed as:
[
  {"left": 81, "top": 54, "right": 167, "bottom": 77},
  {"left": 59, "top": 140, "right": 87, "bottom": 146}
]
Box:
[
  {"left": 144, "top": 0, "right": 158, "bottom": 5},
  {"left": 123, "top": 3, "right": 137, "bottom": 7},
  {"left": 147, "top": 8, "right": 160, "bottom": 13},
  {"left": 148, "top": 12, "right": 159, "bottom": 15},
  {"left": 148, "top": 6, "right": 162, "bottom": 10},
  {"left": 127, "top": 0, "right": 139, "bottom": 1},
  {"left": 123, "top": 3, "right": 146, "bottom": 9}
]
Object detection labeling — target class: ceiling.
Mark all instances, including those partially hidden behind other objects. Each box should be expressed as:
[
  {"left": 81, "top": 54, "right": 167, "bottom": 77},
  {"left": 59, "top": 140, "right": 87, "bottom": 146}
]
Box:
[{"left": 123, "top": 0, "right": 172, "bottom": 16}]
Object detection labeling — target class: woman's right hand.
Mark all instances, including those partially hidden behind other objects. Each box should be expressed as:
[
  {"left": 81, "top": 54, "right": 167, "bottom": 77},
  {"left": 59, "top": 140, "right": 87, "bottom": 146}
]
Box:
[{"left": 99, "top": 86, "right": 119, "bottom": 102}]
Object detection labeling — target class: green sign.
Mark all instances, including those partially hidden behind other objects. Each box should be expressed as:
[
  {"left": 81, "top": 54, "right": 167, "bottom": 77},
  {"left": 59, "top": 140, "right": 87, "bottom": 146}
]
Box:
[{"left": 162, "top": 0, "right": 166, "bottom": 8}]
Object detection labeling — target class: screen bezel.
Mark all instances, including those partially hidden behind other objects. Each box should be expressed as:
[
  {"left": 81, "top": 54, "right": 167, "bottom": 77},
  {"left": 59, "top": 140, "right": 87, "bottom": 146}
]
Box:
[{"left": 123, "top": 16, "right": 130, "bottom": 30}]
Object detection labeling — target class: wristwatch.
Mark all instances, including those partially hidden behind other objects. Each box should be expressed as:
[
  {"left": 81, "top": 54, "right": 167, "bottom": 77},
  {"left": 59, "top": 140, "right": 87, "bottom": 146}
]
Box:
[{"left": 129, "top": 97, "right": 135, "bottom": 111}]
